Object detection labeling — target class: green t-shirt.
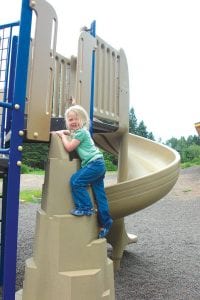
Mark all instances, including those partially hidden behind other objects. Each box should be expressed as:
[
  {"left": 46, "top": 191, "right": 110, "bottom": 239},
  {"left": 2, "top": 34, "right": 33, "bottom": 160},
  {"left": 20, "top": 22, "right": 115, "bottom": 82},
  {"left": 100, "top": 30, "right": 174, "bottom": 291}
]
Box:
[{"left": 72, "top": 128, "right": 103, "bottom": 167}]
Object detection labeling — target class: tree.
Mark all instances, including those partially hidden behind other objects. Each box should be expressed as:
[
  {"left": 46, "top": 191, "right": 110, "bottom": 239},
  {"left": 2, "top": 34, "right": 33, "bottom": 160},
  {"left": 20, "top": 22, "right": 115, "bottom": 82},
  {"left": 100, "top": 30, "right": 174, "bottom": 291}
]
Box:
[
  {"left": 166, "top": 135, "right": 200, "bottom": 163},
  {"left": 137, "top": 121, "right": 148, "bottom": 137},
  {"left": 186, "top": 135, "right": 200, "bottom": 146},
  {"left": 129, "top": 107, "right": 138, "bottom": 134},
  {"left": 166, "top": 137, "right": 179, "bottom": 149},
  {"left": 129, "top": 107, "right": 155, "bottom": 140},
  {"left": 22, "top": 143, "right": 49, "bottom": 169},
  {"left": 147, "top": 131, "right": 155, "bottom": 140},
  {"left": 183, "top": 144, "right": 200, "bottom": 162}
]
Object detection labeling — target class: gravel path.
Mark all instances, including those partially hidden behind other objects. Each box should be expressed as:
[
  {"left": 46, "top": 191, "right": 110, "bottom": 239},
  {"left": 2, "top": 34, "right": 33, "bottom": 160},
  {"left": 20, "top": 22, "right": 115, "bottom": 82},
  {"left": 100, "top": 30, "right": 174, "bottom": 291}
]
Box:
[{"left": 16, "top": 167, "right": 200, "bottom": 299}]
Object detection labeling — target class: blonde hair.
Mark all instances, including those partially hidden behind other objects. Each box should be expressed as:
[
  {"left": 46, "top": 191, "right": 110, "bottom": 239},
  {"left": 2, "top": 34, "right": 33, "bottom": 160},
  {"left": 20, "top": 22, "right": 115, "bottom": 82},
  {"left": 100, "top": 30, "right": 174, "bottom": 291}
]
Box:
[{"left": 65, "top": 105, "right": 90, "bottom": 129}]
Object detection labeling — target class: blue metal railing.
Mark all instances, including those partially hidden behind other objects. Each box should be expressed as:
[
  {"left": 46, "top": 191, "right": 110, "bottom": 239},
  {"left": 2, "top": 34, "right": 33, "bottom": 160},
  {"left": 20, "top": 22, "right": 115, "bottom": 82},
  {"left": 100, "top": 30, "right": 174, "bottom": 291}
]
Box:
[
  {"left": 0, "top": 22, "right": 19, "bottom": 149},
  {"left": 0, "top": 1, "right": 32, "bottom": 299},
  {"left": 89, "top": 20, "right": 96, "bottom": 136},
  {"left": 0, "top": 24, "right": 20, "bottom": 290}
]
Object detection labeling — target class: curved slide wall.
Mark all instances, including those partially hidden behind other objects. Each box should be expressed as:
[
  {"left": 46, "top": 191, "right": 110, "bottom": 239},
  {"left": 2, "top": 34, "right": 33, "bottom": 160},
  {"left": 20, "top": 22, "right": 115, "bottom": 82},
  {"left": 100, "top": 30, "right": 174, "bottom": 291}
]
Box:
[{"left": 98, "top": 133, "right": 180, "bottom": 220}]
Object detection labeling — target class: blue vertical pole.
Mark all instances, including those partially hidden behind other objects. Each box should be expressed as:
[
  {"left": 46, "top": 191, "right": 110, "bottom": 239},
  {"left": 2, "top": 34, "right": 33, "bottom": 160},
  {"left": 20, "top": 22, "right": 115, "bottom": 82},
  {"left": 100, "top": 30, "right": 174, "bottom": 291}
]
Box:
[
  {"left": 2, "top": 0, "right": 32, "bottom": 298},
  {"left": 0, "top": 34, "right": 18, "bottom": 289},
  {"left": 89, "top": 20, "right": 96, "bottom": 135},
  {"left": 0, "top": 173, "right": 8, "bottom": 286},
  {"left": 6, "top": 36, "right": 18, "bottom": 135}
]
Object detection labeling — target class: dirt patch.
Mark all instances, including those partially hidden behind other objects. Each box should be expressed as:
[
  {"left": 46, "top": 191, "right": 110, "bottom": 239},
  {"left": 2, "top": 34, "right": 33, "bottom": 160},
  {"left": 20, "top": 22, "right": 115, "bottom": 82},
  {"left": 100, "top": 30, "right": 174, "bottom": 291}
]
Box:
[{"left": 167, "top": 166, "right": 200, "bottom": 199}]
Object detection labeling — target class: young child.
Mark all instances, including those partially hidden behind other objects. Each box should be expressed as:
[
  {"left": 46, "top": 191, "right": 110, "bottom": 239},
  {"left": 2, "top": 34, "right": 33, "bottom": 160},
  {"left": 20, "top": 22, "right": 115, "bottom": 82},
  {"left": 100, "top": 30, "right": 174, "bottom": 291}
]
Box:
[{"left": 56, "top": 104, "right": 113, "bottom": 239}]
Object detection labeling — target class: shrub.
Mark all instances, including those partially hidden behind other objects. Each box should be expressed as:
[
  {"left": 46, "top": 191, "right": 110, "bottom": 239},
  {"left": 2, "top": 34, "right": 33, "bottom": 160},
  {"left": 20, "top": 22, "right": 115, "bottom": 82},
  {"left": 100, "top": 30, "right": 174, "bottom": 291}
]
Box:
[
  {"left": 105, "top": 159, "right": 117, "bottom": 171},
  {"left": 21, "top": 164, "right": 34, "bottom": 174}
]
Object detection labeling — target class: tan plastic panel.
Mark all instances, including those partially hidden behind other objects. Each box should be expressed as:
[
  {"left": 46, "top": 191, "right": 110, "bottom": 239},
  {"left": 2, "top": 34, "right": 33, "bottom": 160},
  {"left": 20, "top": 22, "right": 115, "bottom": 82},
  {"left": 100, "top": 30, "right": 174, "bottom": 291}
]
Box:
[
  {"left": 94, "top": 37, "right": 120, "bottom": 123},
  {"left": 26, "top": 0, "right": 58, "bottom": 141},
  {"left": 75, "top": 31, "right": 96, "bottom": 112},
  {"left": 118, "top": 49, "right": 129, "bottom": 129},
  {"left": 52, "top": 54, "right": 77, "bottom": 117}
]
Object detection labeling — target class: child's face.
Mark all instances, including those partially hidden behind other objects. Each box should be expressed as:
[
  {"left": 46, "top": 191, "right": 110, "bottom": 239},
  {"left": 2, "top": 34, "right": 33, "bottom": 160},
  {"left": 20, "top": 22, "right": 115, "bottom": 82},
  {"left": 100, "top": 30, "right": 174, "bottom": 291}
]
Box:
[{"left": 67, "top": 111, "right": 82, "bottom": 130}]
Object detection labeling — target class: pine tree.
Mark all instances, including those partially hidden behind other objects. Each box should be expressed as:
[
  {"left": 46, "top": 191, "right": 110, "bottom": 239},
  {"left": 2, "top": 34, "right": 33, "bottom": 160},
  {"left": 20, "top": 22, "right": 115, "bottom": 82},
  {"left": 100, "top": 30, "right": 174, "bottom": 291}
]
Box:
[{"left": 129, "top": 107, "right": 138, "bottom": 134}]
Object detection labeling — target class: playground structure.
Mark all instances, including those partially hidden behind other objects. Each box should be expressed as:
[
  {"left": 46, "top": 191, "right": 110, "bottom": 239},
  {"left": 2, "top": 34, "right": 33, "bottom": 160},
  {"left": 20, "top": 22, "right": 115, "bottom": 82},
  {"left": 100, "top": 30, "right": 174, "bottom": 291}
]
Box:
[
  {"left": 0, "top": 0, "right": 180, "bottom": 299},
  {"left": 195, "top": 122, "right": 200, "bottom": 135}
]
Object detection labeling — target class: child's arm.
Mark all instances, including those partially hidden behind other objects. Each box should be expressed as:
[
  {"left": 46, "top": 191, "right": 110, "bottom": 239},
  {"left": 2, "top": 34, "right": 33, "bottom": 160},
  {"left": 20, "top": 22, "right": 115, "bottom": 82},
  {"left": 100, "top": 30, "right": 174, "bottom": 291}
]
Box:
[{"left": 56, "top": 131, "right": 80, "bottom": 152}]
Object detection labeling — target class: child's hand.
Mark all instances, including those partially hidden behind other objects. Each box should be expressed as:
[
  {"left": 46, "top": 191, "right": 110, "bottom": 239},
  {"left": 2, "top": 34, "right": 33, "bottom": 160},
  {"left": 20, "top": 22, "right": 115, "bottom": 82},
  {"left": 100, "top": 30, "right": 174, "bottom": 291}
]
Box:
[
  {"left": 62, "top": 130, "right": 70, "bottom": 135},
  {"left": 55, "top": 130, "right": 70, "bottom": 138}
]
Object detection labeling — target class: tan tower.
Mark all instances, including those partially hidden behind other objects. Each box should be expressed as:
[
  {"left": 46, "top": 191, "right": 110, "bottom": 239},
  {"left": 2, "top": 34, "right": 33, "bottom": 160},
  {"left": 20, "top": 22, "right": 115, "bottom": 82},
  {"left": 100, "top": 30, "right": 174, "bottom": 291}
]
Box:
[{"left": 16, "top": 134, "right": 114, "bottom": 300}]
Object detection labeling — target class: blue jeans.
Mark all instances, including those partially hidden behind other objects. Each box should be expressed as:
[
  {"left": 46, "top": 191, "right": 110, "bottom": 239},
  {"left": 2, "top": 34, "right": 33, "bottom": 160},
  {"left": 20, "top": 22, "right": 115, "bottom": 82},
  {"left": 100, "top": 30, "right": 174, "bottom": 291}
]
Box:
[{"left": 70, "top": 158, "right": 112, "bottom": 227}]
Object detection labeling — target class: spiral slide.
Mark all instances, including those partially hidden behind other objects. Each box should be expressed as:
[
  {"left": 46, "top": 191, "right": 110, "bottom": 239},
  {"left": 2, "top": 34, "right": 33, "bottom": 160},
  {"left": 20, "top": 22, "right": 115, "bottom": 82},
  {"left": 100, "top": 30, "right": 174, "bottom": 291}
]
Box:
[{"left": 95, "top": 132, "right": 180, "bottom": 219}]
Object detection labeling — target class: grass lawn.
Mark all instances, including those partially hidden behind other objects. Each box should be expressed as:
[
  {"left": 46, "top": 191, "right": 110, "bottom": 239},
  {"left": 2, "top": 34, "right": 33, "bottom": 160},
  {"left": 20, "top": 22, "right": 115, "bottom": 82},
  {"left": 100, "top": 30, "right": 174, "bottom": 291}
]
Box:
[{"left": 20, "top": 189, "right": 42, "bottom": 203}]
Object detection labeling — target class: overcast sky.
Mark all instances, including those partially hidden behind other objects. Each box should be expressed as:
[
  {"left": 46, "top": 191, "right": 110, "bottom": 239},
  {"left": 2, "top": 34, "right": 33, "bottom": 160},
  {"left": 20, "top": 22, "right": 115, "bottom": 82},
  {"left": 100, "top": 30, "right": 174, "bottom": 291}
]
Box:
[{"left": 1, "top": 0, "right": 200, "bottom": 141}]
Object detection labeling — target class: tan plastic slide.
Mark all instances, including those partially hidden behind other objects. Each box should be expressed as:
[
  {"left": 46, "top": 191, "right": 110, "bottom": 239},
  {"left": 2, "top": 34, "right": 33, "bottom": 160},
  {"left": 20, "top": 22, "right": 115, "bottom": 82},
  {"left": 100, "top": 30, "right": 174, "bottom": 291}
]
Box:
[
  {"left": 104, "top": 133, "right": 180, "bottom": 219},
  {"left": 94, "top": 130, "right": 180, "bottom": 269}
]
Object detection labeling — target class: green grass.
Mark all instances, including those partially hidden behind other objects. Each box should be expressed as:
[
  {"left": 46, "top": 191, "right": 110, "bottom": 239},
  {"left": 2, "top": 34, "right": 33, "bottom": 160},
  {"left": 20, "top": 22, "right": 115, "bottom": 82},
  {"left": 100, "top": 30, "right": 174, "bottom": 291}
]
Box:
[
  {"left": 28, "top": 169, "right": 44, "bottom": 175},
  {"left": 181, "top": 160, "right": 200, "bottom": 169},
  {"left": 21, "top": 164, "right": 45, "bottom": 175},
  {"left": 182, "top": 189, "right": 192, "bottom": 193},
  {"left": 20, "top": 189, "right": 42, "bottom": 203}
]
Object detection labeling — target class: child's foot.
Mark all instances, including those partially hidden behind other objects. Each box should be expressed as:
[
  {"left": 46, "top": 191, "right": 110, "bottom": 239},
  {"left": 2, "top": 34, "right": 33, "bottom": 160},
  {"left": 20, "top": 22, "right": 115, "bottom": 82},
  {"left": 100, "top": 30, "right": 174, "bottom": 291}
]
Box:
[
  {"left": 70, "top": 208, "right": 96, "bottom": 216},
  {"left": 98, "top": 219, "right": 113, "bottom": 239},
  {"left": 83, "top": 209, "right": 96, "bottom": 216},
  {"left": 70, "top": 208, "right": 85, "bottom": 216}
]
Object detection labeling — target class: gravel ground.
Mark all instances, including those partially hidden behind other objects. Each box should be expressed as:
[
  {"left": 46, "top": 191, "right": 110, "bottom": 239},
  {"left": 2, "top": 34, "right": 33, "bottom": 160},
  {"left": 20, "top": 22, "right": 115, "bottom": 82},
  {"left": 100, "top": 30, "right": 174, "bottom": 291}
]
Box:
[{"left": 16, "top": 167, "right": 200, "bottom": 299}]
